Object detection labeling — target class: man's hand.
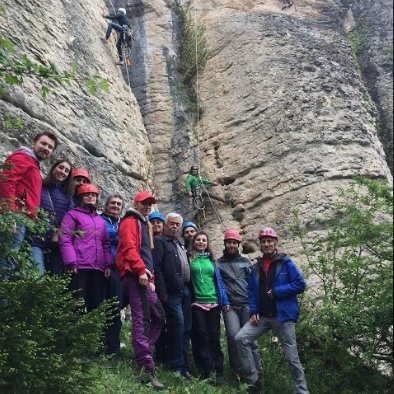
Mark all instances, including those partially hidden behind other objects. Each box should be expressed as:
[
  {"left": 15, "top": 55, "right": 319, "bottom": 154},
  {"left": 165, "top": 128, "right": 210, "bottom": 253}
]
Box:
[
  {"left": 250, "top": 314, "right": 260, "bottom": 326},
  {"left": 188, "top": 191, "right": 193, "bottom": 197},
  {"left": 149, "top": 282, "right": 156, "bottom": 292},
  {"left": 138, "top": 273, "right": 149, "bottom": 287},
  {"left": 68, "top": 267, "right": 77, "bottom": 274},
  {"left": 223, "top": 305, "right": 231, "bottom": 313},
  {"left": 104, "top": 268, "right": 112, "bottom": 278}
]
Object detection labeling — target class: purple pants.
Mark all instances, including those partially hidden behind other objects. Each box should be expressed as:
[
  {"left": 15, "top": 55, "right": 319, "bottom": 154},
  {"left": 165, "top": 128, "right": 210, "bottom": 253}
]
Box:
[{"left": 123, "top": 274, "right": 164, "bottom": 372}]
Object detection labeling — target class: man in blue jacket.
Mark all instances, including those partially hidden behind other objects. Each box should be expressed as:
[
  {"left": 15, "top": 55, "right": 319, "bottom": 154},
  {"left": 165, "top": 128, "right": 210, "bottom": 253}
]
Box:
[
  {"left": 101, "top": 194, "right": 124, "bottom": 356},
  {"left": 235, "top": 227, "right": 309, "bottom": 394}
]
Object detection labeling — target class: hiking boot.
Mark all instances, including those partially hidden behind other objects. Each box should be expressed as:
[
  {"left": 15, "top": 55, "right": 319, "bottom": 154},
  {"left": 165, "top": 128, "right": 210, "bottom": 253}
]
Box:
[{"left": 148, "top": 372, "right": 165, "bottom": 390}]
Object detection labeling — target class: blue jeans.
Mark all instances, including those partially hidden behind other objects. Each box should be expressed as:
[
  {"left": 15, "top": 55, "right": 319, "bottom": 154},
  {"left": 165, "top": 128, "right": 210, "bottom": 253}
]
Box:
[
  {"left": 162, "top": 286, "right": 192, "bottom": 372},
  {"left": 31, "top": 246, "right": 45, "bottom": 275},
  {"left": 105, "top": 23, "right": 125, "bottom": 39},
  {"left": 0, "top": 226, "right": 26, "bottom": 272}
]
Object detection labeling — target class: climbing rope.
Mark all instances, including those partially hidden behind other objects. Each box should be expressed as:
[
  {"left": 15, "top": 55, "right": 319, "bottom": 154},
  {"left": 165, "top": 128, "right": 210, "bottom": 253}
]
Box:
[{"left": 193, "top": 2, "right": 224, "bottom": 227}]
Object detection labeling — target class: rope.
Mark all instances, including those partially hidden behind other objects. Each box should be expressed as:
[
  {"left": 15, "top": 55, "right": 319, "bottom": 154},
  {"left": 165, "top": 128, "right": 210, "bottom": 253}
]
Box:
[
  {"left": 193, "top": 2, "right": 224, "bottom": 227},
  {"left": 104, "top": 2, "right": 135, "bottom": 102}
]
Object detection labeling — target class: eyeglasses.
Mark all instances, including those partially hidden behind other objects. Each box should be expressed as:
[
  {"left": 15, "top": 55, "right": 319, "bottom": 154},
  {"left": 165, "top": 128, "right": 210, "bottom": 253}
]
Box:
[{"left": 110, "top": 201, "right": 123, "bottom": 206}]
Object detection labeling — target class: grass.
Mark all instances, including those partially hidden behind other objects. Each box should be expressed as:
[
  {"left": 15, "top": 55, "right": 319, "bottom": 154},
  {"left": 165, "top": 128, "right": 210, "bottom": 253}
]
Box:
[{"left": 90, "top": 322, "right": 249, "bottom": 394}]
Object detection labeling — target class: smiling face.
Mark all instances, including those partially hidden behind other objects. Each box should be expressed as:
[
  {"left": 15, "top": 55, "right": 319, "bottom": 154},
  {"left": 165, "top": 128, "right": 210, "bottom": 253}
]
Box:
[
  {"left": 194, "top": 233, "right": 208, "bottom": 252},
  {"left": 81, "top": 192, "right": 97, "bottom": 206},
  {"left": 52, "top": 161, "right": 71, "bottom": 183},
  {"left": 183, "top": 226, "right": 197, "bottom": 240},
  {"left": 260, "top": 237, "right": 278, "bottom": 256},
  {"left": 32, "top": 135, "right": 56, "bottom": 161},
  {"left": 151, "top": 219, "right": 164, "bottom": 236},
  {"left": 105, "top": 197, "right": 123, "bottom": 218}
]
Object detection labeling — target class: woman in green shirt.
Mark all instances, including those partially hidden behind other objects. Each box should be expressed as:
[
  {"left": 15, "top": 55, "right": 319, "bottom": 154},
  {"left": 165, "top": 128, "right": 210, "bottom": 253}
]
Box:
[{"left": 190, "top": 231, "right": 230, "bottom": 385}]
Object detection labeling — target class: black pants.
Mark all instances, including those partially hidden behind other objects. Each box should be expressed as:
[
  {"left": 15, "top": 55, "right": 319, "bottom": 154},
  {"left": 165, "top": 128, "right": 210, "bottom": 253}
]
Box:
[
  {"left": 191, "top": 305, "right": 224, "bottom": 377},
  {"left": 116, "top": 34, "right": 124, "bottom": 61},
  {"left": 70, "top": 269, "right": 105, "bottom": 312},
  {"left": 104, "top": 268, "right": 123, "bottom": 355}
]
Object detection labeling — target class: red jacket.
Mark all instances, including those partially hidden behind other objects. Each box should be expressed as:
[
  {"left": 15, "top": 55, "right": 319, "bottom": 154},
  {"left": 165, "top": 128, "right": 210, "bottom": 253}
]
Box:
[
  {"left": 0, "top": 148, "right": 42, "bottom": 218},
  {"left": 117, "top": 213, "right": 146, "bottom": 278}
]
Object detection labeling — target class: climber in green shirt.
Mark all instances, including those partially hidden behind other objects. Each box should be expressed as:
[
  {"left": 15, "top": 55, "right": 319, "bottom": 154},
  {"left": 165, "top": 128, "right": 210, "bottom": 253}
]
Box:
[{"left": 185, "top": 165, "right": 217, "bottom": 197}]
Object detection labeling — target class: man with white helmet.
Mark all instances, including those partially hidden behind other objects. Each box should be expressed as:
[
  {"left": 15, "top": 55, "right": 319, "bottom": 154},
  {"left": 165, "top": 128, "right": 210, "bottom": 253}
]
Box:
[
  {"left": 235, "top": 227, "right": 309, "bottom": 394},
  {"left": 102, "top": 8, "right": 131, "bottom": 65},
  {"left": 217, "top": 229, "right": 262, "bottom": 380}
]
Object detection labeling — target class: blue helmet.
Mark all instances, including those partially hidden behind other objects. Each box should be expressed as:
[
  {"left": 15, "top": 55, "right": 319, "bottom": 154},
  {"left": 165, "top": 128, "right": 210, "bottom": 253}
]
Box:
[
  {"left": 149, "top": 211, "right": 165, "bottom": 223},
  {"left": 182, "top": 221, "right": 198, "bottom": 233}
]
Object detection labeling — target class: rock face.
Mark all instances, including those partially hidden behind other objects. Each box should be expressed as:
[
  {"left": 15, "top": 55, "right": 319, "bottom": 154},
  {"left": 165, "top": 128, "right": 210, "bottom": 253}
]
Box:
[
  {"left": 1, "top": 0, "right": 392, "bottom": 255},
  {"left": 348, "top": 0, "right": 393, "bottom": 172},
  {"left": 0, "top": 0, "right": 152, "bottom": 205}
]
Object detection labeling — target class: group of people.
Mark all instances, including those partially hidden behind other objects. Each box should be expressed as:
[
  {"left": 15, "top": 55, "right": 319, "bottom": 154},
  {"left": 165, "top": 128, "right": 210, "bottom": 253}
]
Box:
[{"left": 0, "top": 133, "right": 308, "bottom": 393}]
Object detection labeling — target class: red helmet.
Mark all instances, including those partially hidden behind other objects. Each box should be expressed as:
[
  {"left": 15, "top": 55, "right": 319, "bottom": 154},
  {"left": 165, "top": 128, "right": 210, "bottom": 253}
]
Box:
[
  {"left": 258, "top": 227, "right": 278, "bottom": 240},
  {"left": 72, "top": 168, "right": 91, "bottom": 181},
  {"left": 224, "top": 229, "right": 242, "bottom": 242},
  {"left": 77, "top": 183, "right": 100, "bottom": 196}
]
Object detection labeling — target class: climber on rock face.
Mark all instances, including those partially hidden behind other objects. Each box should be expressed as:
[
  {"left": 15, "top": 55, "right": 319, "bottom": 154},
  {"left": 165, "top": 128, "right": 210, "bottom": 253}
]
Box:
[
  {"left": 282, "top": 0, "right": 293, "bottom": 9},
  {"left": 102, "top": 8, "right": 131, "bottom": 66},
  {"left": 185, "top": 165, "right": 217, "bottom": 197}
]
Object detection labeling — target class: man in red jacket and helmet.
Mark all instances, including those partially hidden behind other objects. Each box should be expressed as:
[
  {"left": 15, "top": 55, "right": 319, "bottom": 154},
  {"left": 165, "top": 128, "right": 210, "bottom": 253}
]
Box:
[{"left": 0, "top": 132, "right": 58, "bottom": 272}]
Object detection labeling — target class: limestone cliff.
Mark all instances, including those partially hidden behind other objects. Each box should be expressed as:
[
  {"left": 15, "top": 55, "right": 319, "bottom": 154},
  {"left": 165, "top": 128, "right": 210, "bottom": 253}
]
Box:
[
  {"left": 0, "top": 0, "right": 392, "bottom": 255},
  {"left": 0, "top": 0, "right": 153, "bottom": 204}
]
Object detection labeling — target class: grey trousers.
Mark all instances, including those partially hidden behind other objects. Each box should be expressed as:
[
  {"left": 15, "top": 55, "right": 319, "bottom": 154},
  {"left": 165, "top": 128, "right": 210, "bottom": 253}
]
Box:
[
  {"left": 223, "top": 305, "right": 262, "bottom": 375},
  {"left": 235, "top": 317, "right": 309, "bottom": 394}
]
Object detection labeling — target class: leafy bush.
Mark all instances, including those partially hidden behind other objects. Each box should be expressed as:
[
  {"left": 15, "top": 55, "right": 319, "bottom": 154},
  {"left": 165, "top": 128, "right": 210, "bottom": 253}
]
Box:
[
  {"left": 0, "top": 276, "right": 112, "bottom": 394},
  {"left": 289, "top": 177, "right": 393, "bottom": 392}
]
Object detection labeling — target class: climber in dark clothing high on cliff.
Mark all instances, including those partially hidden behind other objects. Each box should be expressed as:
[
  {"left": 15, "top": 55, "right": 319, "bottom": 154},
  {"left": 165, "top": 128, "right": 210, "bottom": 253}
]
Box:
[
  {"left": 282, "top": 0, "right": 293, "bottom": 9},
  {"left": 102, "top": 8, "right": 131, "bottom": 66}
]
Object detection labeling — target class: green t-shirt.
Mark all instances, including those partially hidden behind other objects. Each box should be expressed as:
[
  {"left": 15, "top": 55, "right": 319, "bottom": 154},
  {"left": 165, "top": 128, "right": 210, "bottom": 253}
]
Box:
[
  {"left": 185, "top": 174, "right": 215, "bottom": 193},
  {"left": 191, "top": 254, "right": 218, "bottom": 304}
]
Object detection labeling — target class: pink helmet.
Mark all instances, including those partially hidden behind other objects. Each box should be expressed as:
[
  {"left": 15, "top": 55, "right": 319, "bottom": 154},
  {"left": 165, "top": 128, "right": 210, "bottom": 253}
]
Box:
[
  {"left": 258, "top": 227, "right": 278, "bottom": 240},
  {"left": 72, "top": 168, "right": 91, "bottom": 181},
  {"left": 224, "top": 229, "right": 242, "bottom": 242},
  {"left": 77, "top": 183, "right": 100, "bottom": 196}
]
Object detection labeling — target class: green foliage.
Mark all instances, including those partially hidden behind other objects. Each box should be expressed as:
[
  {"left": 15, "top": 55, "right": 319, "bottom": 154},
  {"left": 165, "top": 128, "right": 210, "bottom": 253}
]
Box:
[
  {"left": 232, "top": 208, "right": 245, "bottom": 222},
  {"left": 348, "top": 25, "right": 369, "bottom": 63},
  {"left": 175, "top": 1, "right": 210, "bottom": 114},
  {"left": 0, "top": 37, "right": 109, "bottom": 98},
  {"left": 290, "top": 177, "right": 393, "bottom": 392},
  {"left": 0, "top": 276, "right": 112, "bottom": 393}
]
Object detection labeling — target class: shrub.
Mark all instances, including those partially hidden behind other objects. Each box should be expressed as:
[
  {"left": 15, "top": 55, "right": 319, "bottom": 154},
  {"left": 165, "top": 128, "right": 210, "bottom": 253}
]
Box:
[{"left": 290, "top": 177, "right": 393, "bottom": 392}]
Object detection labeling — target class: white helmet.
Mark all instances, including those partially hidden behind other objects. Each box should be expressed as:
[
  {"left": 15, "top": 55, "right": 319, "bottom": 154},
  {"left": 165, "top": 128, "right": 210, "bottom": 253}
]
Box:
[{"left": 118, "top": 8, "right": 127, "bottom": 15}]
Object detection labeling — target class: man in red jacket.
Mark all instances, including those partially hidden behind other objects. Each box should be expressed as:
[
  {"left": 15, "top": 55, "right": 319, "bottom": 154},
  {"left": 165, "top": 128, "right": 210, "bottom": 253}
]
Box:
[
  {"left": 117, "top": 191, "right": 165, "bottom": 390},
  {"left": 0, "top": 132, "right": 58, "bottom": 271}
]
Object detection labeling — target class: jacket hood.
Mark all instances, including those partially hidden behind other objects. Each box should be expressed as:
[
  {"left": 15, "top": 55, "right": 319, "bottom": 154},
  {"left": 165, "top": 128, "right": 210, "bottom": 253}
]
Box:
[
  {"left": 15, "top": 146, "right": 39, "bottom": 162},
  {"left": 123, "top": 207, "right": 147, "bottom": 222}
]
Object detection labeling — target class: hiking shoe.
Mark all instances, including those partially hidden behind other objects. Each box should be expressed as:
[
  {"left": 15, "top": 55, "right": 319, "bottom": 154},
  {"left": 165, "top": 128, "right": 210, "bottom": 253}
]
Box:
[
  {"left": 215, "top": 374, "right": 224, "bottom": 386},
  {"left": 148, "top": 372, "right": 165, "bottom": 390},
  {"left": 115, "top": 61, "right": 124, "bottom": 66}
]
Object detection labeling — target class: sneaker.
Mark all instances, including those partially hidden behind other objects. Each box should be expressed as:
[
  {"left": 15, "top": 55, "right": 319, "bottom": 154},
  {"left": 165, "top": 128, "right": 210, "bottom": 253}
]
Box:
[
  {"left": 148, "top": 372, "right": 165, "bottom": 390},
  {"left": 182, "top": 371, "right": 193, "bottom": 380},
  {"left": 215, "top": 374, "right": 224, "bottom": 386},
  {"left": 115, "top": 61, "right": 124, "bottom": 66}
]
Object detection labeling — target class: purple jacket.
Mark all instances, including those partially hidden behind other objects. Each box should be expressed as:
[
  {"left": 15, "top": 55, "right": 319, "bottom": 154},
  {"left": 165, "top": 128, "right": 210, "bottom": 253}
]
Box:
[{"left": 59, "top": 206, "right": 113, "bottom": 271}]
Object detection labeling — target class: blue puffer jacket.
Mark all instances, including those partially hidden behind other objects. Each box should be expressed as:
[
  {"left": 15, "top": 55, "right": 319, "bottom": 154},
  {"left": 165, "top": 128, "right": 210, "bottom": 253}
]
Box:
[
  {"left": 32, "top": 184, "right": 74, "bottom": 247},
  {"left": 101, "top": 213, "right": 120, "bottom": 261},
  {"left": 248, "top": 253, "right": 306, "bottom": 323}
]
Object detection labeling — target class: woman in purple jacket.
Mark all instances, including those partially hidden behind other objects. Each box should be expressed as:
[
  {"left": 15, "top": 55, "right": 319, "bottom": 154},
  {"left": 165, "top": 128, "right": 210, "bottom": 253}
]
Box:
[
  {"left": 59, "top": 183, "right": 112, "bottom": 312},
  {"left": 31, "top": 159, "right": 74, "bottom": 275}
]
